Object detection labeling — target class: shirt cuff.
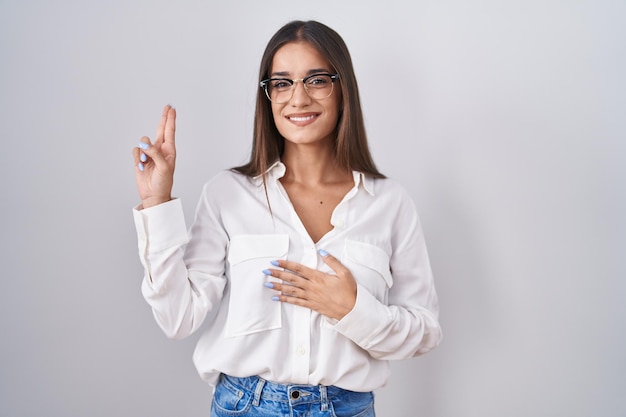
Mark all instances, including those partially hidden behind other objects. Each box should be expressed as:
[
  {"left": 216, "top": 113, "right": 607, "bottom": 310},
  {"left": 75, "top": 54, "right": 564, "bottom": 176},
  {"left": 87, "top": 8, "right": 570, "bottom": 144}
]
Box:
[
  {"left": 331, "top": 284, "right": 389, "bottom": 347},
  {"left": 132, "top": 198, "right": 188, "bottom": 252}
]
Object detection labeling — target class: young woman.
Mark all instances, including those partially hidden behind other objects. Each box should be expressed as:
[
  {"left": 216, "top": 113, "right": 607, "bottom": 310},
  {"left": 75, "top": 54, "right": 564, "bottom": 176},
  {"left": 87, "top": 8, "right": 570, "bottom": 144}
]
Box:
[{"left": 132, "top": 20, "right": 441, "bottom": 417}]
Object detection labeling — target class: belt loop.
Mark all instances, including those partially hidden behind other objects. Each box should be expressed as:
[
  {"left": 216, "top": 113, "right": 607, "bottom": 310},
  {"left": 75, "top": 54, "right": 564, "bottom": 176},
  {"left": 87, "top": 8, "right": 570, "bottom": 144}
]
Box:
[
  {"left": 319, "top": 385, "right": 328, "bottom": 411},
  {"left": 253, "top": 377, "right": 266, "bottom": 406}
]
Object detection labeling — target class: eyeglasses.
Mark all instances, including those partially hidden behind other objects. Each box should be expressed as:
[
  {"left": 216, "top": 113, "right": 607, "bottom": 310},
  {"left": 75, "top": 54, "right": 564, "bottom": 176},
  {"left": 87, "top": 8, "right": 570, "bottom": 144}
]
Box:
[{"left": 260, "top": 73, "right": 340, "bottom": 104}]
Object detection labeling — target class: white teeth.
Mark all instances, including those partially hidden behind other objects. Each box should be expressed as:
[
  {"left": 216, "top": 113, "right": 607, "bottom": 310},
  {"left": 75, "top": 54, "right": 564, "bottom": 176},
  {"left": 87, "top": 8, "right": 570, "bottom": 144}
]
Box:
[{"left": 288, "top": 115, "right": 316, "bottom": 122}]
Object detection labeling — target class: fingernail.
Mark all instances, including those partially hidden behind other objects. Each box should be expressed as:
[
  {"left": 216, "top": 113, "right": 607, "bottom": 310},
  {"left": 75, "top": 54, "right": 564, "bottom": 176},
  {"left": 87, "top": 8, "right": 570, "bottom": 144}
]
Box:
[
  {"left": 318, "top": 249, "right": 329, "bottom": 257},
  {"left": 264, "top": 282, "right": 274, "bottom": 289},
  {"left": 262, "top": 269, "right": 272, "bottom": 275},
  {"left": 272, "top": 296, "right": 280, "bottom": 301},
  {"left": 270, "top": 260, "right": 280, "bottom": 266},
  {"left": 138, "top": 142, "right": 149, "bottom": 150},
  {"left": 140, "top": 153, "right": 147, "bottom": 162},
  {"left": 138, "top": 163, "right": 144, "bottom": 171}
]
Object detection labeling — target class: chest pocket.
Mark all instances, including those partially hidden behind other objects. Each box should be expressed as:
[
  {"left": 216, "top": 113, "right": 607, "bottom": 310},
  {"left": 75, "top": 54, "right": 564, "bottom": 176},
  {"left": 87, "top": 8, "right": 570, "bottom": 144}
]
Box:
[
  {"left": 225, "top": 234, "right": 289, "bottom": 338},
  {"left": 343, "top": 240, "right": 393, "bottom": 304}
]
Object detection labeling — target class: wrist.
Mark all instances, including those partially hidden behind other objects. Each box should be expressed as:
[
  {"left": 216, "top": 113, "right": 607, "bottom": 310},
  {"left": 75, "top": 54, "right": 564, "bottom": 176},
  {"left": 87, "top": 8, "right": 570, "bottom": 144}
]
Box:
[{"left": 141, "top": 196, "right": 172, "bottom": 209}]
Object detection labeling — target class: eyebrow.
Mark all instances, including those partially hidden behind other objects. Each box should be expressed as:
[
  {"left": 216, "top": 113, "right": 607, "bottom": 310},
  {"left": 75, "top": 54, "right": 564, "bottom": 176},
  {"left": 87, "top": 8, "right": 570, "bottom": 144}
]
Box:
[{"left": 270, "top": 68, "right": 332, "bottom": 78}]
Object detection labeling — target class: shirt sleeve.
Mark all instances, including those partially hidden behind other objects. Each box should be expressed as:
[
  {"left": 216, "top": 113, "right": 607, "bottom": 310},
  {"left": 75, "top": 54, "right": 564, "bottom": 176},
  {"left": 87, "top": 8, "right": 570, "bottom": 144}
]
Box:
[
  {"left": 132, "top": 190, "right": 228, "bottom": 340},
  {"left": 332, "top": 188, "right": 442, "bottom": 360}
]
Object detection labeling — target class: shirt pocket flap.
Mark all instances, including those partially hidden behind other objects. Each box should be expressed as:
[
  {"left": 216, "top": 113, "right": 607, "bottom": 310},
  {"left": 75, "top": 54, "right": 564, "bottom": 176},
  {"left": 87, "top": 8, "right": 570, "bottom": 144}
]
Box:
[
  {"left": 345, "top": 240, "right": 393, "bottom": 288},
  {"left": 228, "top": 234, "right": 289, "bottom": 265}
]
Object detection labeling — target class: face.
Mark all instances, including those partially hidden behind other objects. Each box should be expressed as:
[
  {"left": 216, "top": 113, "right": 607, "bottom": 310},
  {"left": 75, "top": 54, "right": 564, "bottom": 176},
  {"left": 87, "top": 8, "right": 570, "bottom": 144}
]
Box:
[{"left": 269, "top": 42, "right": 342, "bottom": 147}]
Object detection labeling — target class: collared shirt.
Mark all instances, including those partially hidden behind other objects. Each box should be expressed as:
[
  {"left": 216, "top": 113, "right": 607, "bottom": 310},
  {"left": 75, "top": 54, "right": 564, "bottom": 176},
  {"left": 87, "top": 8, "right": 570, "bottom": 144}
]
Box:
[{"left": 133, "top": 161, "right": 442, "bottom": 392}]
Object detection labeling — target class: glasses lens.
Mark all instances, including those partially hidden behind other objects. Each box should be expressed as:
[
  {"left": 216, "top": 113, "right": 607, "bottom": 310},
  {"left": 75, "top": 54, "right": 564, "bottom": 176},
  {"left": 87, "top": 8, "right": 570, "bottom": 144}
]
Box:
[
  {"left": 267, "top": 79, "right": 293, "bottom": 104},
  {"left": 305, "top": 75, "right": 334, "bottom": 100}
]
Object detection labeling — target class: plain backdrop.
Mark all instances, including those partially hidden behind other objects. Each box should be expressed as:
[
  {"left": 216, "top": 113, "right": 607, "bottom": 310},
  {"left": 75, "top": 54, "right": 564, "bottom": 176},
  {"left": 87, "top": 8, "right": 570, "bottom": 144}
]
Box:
[{"left": 1, "top": 1, "right": 624, "bottom": 416}]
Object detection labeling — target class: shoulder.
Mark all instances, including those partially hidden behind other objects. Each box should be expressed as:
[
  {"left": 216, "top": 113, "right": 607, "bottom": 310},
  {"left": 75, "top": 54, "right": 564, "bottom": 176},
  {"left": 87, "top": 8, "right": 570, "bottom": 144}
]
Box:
[
  {"left": 366, "top": 175, "right": 420, "bottom": 218},
  {"left": 203, "top": 169, "right": 256, "bottom": 190},
  {"left": 369, "top": 175, "right": 414, "bottom": 201},
  {"left": 198, "top": 169, "right": 260, "bottom": 204}
]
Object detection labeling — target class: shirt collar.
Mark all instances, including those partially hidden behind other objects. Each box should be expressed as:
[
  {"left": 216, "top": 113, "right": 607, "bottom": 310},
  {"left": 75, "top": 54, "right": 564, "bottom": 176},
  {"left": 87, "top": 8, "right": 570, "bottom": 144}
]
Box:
[
  {"left": 253, "top": 160, "right": 375, "bottom": 196},
  {"left": 353, "top": 171, "right": 375, "bottom": 196},
  {"left": 251, "top": 160, "right": 285, "bottom": 185}
]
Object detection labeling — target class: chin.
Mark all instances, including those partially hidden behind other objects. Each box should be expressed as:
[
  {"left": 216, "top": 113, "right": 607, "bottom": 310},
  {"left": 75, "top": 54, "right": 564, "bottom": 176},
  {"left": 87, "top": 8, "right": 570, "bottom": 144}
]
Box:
[{"left": 283, "top": 131, "right": 333, "bottom": 146}]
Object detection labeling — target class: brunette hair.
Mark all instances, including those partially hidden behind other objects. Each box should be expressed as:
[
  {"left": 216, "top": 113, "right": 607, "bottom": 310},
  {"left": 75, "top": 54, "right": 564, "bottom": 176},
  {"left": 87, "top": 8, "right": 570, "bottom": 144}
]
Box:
[{"left": 233, "top": 20, "right": 384, "bottom": 179}]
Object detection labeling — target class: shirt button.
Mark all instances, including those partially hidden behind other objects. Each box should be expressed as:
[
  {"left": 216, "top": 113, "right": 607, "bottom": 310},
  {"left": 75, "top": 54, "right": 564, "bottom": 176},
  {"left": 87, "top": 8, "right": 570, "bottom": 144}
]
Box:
[
  {"left": 335, "top": 220, "right": 345, "bottom": 228},
  {"left": 296, "top": 345, "right": 306, "bottom": 356}
]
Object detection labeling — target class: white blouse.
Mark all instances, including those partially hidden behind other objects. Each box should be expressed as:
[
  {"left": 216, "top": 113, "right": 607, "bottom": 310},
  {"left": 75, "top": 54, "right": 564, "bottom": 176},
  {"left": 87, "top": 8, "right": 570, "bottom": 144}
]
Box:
[{"left": 133, "top": 161, "right": 442, "bottom": 392}]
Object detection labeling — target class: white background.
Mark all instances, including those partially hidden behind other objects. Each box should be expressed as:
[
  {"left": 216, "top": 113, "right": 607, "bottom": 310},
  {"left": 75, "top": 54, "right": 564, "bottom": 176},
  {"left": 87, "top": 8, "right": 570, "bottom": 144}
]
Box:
[{"left": 1, "top": 1, "right": 624, "bottom": 416}]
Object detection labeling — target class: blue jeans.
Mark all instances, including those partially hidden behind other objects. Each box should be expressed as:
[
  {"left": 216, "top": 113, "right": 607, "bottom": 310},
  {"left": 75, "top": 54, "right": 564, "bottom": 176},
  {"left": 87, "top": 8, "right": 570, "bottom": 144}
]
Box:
[{"left": 211, "top": 374, "right": 375, "bottom": 417}]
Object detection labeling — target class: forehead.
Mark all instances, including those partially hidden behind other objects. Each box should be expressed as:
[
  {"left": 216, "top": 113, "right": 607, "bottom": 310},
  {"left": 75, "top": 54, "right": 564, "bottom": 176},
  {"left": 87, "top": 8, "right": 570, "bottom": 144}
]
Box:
[{"left": 271, "top": 42, "right": 332, "bottom": 75}]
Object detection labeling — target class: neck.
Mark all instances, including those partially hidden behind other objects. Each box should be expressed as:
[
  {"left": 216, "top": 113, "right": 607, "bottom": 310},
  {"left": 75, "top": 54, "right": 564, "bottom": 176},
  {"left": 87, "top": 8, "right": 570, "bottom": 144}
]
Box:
[{"left": 281, "top": 141, "right": 350, "bottom": 185}]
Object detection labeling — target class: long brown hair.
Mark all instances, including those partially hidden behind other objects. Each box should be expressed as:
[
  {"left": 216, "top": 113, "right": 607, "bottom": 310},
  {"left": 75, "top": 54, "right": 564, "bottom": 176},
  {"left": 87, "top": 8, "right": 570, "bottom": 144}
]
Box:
[{"left": 233, "top": 20, "right": 384, "bottom": 179}]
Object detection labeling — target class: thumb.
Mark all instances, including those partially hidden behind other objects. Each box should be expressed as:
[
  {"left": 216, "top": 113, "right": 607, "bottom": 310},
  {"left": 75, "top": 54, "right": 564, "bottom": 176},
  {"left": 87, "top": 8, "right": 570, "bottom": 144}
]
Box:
[
  {"left": 318, "top": 249, "right": 345, "bottom": 274},
  {"left": 138, "top": 137, "right": 168, "bottom": 170}
]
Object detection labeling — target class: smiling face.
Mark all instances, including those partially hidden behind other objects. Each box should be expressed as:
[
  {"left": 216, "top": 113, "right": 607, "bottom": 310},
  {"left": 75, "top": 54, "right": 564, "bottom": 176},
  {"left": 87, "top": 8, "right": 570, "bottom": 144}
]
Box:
[{"left": 270, "top": 41, "right": 342, "bottom": 148}]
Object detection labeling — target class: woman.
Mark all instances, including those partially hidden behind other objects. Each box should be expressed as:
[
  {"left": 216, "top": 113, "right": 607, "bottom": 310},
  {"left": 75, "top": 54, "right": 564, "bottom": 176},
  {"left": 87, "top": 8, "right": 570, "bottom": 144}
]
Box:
[{"left": 132, "top": 20, "right": 441, "bottom": 417}]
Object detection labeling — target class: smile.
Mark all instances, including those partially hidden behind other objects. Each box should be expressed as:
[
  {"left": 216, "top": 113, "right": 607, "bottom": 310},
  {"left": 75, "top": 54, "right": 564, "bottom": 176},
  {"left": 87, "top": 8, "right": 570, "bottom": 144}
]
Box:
[
  {"left": 287, "top": 114, "right": 319, "bottom": 122},
  {"left": 285, "top": 113, "right": 319, "bottom": 126}
]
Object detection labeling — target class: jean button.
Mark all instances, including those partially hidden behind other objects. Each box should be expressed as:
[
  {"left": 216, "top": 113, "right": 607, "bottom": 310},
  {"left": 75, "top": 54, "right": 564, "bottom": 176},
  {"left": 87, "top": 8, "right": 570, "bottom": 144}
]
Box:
[{"left": 290, "top": 390, "right": 300, "bottom": 400}]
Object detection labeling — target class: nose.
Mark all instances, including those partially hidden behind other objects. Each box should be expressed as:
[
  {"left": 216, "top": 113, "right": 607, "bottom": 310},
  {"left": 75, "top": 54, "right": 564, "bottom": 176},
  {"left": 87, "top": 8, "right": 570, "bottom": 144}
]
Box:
[{"left": 289, "top": 80, "right": 311, "bottom": 105}]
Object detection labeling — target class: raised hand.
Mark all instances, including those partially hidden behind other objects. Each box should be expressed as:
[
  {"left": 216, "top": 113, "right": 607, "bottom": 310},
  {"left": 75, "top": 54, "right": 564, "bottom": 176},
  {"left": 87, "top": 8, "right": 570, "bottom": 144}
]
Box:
[
  {"left": 262, "top": 250, "right": 358, "bottom": 321},
  {"left": 132, "top": 105, "right": 177, "bottom": 209}
]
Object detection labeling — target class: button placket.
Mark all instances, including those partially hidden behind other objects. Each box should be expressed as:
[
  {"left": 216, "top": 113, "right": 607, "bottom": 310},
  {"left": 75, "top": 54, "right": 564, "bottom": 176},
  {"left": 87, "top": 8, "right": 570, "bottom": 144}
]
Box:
[{"left": 290, "top": 306, "right": 311, "bottom": 383}]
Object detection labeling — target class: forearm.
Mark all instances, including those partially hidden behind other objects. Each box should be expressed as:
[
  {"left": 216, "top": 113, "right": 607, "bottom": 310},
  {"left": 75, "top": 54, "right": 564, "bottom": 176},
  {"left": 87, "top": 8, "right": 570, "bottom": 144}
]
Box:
[
  {"left": 331, "top": 284, "right": 442, "bottom": 360},
  {"left": 134, "top": 199, "right": 225, "bottom": 339}
]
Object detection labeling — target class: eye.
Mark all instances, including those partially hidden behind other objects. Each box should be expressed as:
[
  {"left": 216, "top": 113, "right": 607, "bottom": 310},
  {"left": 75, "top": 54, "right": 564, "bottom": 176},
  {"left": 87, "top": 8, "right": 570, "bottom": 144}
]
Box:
[
  {"left": 271, "top": 79, "right": 292, "bottom": 90},
  {"left": 306, "top": 75, "right": 330, "bottom": 87}
]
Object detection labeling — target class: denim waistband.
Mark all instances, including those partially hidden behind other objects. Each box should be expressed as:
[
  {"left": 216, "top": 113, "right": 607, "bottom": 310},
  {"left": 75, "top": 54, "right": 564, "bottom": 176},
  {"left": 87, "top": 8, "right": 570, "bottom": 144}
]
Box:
[{"left": 220, "top": 374, "right": 370, "bottom": 410}]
